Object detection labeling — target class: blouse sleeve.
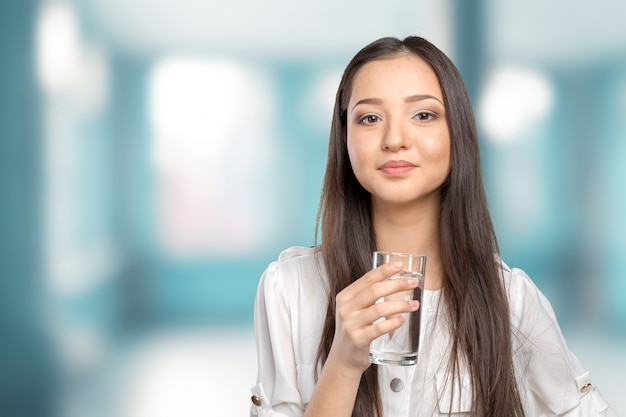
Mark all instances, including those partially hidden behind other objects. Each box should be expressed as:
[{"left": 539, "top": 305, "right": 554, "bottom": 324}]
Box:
[
  {"left": 250, "top": 260, "right": 306, "bottom": 417},
  {"left": 508, "top": 268, "right": 617, "bottom": 416}
]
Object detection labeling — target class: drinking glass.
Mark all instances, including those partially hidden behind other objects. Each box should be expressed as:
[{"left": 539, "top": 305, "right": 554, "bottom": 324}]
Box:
[{"left": 369, "top": 251, "right": 426, "bottom": 366}]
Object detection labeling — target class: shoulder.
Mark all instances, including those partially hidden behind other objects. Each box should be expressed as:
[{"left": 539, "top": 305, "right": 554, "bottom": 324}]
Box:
[
  {"left": 277, "top": 245, "right": 320, "bottom": 265},
  {"left": 259, "top": 246, "right": 327, "bottom": 301},
  {"left": 265, "top": 246, "right": 323, "bottom": 280},
  {"left": 496, "top": 258, "right": 558, "bottom": 326},
  {"left": 497, "top": 259, "right": 536, "bottom": 304}
]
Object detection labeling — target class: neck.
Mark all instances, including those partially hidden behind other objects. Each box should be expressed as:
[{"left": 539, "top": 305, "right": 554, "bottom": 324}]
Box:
[{"left": 372, "top": 195, "right": 443, "bottom": 290}]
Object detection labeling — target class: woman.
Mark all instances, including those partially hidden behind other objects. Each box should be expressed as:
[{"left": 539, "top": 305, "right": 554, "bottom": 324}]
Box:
[{"left": 250, "top": 36, "right": 615, "bottom": 417}]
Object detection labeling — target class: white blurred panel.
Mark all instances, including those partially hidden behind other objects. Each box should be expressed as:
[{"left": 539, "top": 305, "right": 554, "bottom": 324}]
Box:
[
  {"left": 83, "top": 0, "right": 455, "bottom": 58},
  {"left": 149, "top": 58, "right": 279, "bottom": 257},
  {"left": 114, "top": 328, "right": 256, "bottom": 417},
  {"left": 487, "top": 0, "right": 626, "bottom": 65},
  {"left": 479, "top": 66, "right": 555, "bottom": 143}
]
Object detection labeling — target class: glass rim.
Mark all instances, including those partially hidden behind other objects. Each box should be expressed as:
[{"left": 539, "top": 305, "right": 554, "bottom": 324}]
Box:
[{"left": 373, "top": 250, "right": 427, "bottom": 259}]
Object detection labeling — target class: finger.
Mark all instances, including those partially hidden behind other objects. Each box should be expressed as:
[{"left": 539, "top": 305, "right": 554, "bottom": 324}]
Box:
[
  {"left": 343, "top": 275, "right": 420, "bottom": 314},
  {"left": 344, "top": 312, "right": 408, "bottom": 352},
  {"left": 339, "top": 262, "right": 402, "bottom": 300},
  {"left": 337, "top": 277, "right": 420, "bottom": 319},
  {"left": 342, "top": 298, "right": 419, "bottom": 333},
  {"left": 373, "top": 275, "right": 421, "bottom": 299},
  {"left": 367, "top": 299, "right": 420, "bottom": 325},
  {"left": 360, "top": 313, "right": 407, "bottom": 342}
]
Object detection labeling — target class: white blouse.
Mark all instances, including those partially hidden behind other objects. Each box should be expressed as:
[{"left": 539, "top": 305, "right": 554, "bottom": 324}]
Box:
[{"left": 250, "top": 246, "right": 616, "bottom": 416}]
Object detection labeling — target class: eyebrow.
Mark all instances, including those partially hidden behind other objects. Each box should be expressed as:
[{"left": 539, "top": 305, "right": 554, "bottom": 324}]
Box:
[
  {"left": 406, "top": 94, "right": 443, "bottom": 104},
  {"left": 350, "top": 94, "right": 443, "bottom": 112}
]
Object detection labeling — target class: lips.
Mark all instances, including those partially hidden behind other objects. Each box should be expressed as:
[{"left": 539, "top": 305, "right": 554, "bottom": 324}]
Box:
[{"left": 378, "top": 160, "right": 417, "bottom": 176}]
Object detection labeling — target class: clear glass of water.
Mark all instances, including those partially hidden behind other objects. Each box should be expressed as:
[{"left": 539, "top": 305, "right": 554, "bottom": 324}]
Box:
[{"left": 369, "top": 251, "right": 426, "bottom": 366}]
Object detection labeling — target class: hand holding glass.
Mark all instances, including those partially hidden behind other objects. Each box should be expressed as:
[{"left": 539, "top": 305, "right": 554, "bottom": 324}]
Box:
[{"left": 369, "top": 251, "right": 426, "bottom": 366}]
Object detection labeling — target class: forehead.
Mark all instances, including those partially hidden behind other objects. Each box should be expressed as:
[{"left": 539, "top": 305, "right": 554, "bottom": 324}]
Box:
[{"left": 349, "top": 53, "right": 442, "bottom": 102}]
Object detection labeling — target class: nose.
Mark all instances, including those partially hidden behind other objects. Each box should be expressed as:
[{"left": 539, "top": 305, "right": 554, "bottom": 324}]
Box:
[{"left": 381, "top": 117, "right": 410, "bottom": 151}]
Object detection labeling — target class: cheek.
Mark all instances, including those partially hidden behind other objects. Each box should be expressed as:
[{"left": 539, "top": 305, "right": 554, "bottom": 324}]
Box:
[
  {"left": 346, "top": 136, "right": 362, "bottom": 173},
  {"left": 346, "top": 137, "right": 372, "bottom": 188},
  {"left": 421, "top": 134, "right": 451, "bottom": 168}
]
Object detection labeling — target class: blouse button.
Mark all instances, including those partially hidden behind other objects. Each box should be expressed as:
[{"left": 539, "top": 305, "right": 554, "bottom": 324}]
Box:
[
  {"left": 390, "top": 378, "right": 404, "bottom": 392},
  {"left": 580, "top": 383, "right": 592, "bottom": 393},
  {"left": 251, "top": 395, "right": 262, "bottom": 406}
]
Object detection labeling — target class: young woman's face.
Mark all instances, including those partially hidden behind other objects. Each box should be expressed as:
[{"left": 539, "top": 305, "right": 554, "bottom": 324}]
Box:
[{"left": 346, "top": 53, "right": 451, "bottom": 210}]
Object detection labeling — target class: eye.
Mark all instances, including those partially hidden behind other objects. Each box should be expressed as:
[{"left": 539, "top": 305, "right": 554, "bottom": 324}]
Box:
[
  {"left": 414, "top": 112, "right": 436, "bottom": 121},
  {"left": 357, "top": 114, "right": 382, "bottom": 125}
]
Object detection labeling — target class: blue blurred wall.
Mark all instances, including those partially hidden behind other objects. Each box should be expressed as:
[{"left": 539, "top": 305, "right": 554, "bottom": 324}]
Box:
[
  {"left": 0, "top": 1, "right": 57, "bottom": 416},
  {"left": 2, "top": 1, "right": 625, "bottom": 416}
]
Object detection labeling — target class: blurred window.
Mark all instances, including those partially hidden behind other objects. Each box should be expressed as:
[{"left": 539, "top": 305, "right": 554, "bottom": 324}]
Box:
[{"left": 148, "top": 58, "right": 278, "bottom": 258}]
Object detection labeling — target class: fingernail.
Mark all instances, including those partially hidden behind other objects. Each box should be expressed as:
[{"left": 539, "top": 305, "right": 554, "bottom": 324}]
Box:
[
  {"left": 391, "top": 262, "right": 402, "bottom": 270},
  {"left": 410, "top": 300, "right": 419, "bottom": 308},
  {"left": 407, "top": 278, "right": 416, "bottom": 286}
]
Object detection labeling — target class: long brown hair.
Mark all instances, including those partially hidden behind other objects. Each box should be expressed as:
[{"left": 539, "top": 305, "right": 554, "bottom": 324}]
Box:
[{"left": 314, "top": 36, "right": 525, "bottom": 417}]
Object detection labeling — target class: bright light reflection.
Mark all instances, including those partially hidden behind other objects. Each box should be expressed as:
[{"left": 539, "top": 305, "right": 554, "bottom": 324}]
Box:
[
  {"left": 116, "top": 329, "right": 256, "bottom": 417},
  {"left": 299, "top": 70, "right": 341, "bottom": 132},
  {"left": 149, "top": 58, "right": 277, "bottom": 257},
  {"left": 36, "top": 3, "right": 81, "bottom": 93},
  {"left": 479, "top": 67, "right": 555, "bottom": 143}
]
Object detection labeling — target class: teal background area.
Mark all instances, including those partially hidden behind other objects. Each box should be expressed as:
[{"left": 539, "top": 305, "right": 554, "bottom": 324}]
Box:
[{"left": 1, "top": 0, "right": 625, "bottom": 416}]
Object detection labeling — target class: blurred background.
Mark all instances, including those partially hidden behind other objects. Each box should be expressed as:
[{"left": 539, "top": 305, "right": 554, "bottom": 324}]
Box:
[{"left": 1, "top": 0, "right": 625, "bottom": 416}]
